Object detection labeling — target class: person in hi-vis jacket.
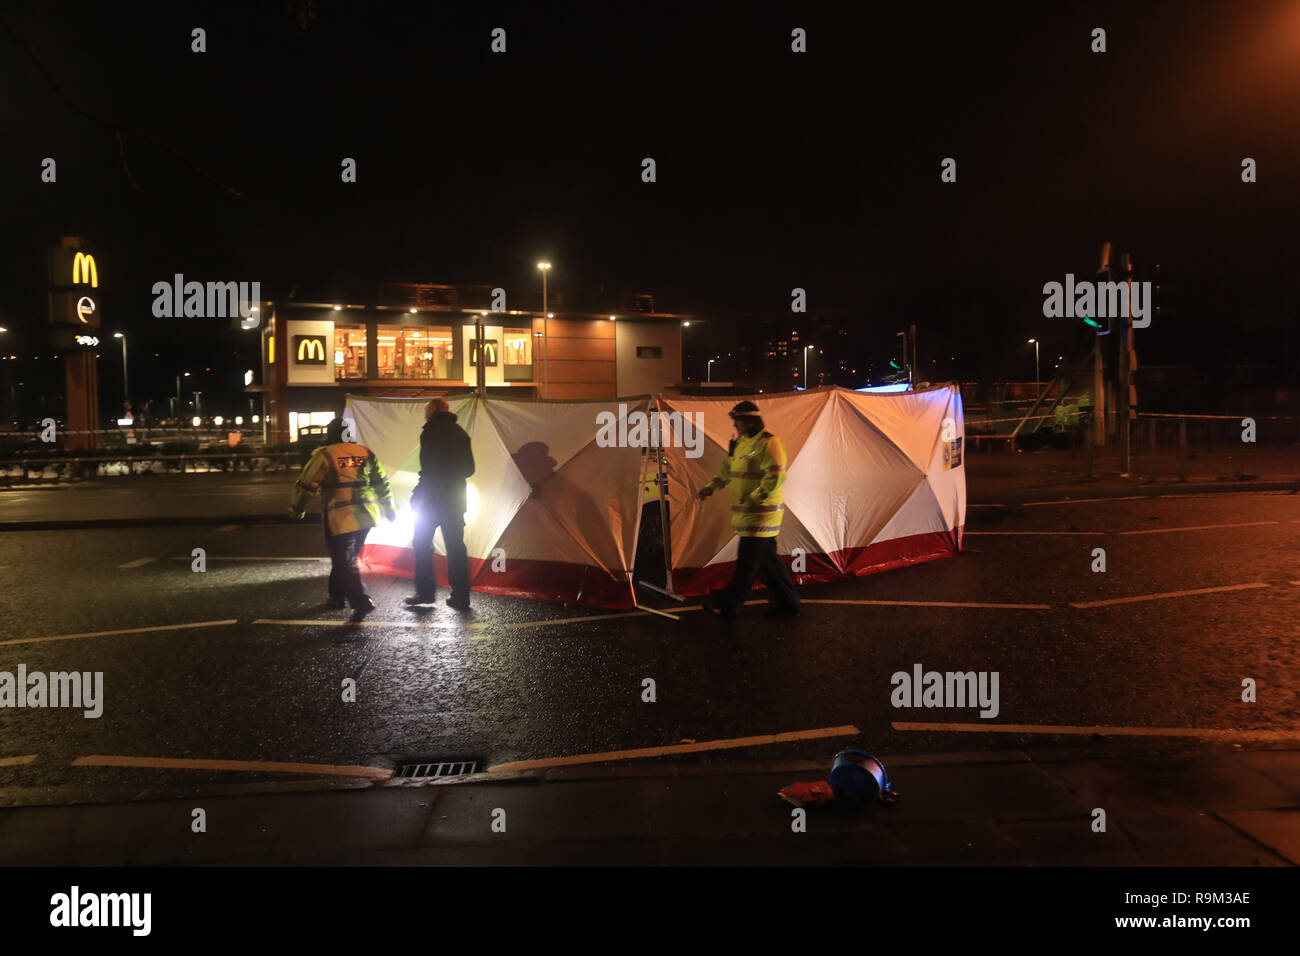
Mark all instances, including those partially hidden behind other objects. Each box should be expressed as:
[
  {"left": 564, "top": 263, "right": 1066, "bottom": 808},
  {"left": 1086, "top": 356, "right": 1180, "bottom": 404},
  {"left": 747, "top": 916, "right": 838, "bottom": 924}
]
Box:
[
  {"left": 289, "top": 417, "right": 396, "bottom": 618},
  {"left": 697, "top": 400, "right": 801, "bottom": 621}
]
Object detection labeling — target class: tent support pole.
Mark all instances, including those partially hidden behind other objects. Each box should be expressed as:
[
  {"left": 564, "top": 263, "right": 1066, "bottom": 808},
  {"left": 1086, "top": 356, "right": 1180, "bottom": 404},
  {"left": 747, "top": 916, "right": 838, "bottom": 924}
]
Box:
[{"left": 654, "top": 407, "right": 678, "bottom": 600}]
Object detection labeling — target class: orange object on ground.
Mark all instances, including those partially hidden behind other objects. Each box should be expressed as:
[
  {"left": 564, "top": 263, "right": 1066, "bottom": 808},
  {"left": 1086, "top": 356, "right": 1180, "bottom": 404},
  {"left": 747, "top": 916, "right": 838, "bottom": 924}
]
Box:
[{"left": 778, "top": 780, "right": 836, "bottom": 807}]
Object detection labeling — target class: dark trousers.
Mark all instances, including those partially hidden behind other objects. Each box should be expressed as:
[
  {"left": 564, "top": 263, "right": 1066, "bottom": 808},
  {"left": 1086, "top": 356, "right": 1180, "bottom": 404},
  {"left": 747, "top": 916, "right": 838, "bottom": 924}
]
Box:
[
  {"left": 413, "top": 504, "right": 469, "bottom": 600},
  {"left": 325, "top": 525, "right": 371, "bottom": 608},
  {"left": 718, "top": 535, "right": 800, "bottom": 612}
]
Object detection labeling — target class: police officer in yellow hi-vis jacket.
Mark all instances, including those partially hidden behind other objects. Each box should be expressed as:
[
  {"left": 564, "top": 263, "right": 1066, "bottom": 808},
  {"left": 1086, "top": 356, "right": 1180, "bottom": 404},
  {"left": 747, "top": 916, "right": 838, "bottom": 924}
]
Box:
[
  {"left": 289, "top": 418, "right": 397, "bottom": 618},
  {"left": 697, "top": 400, "right": 801, "bottom": 621}
]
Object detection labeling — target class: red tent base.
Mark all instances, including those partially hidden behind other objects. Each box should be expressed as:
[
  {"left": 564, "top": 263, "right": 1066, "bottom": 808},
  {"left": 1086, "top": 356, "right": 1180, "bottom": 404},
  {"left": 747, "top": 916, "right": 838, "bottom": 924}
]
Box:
[
  {"left": 670, "top": 527, "right": 963, "bottom": 597},
  {"left": 361, "top": 543, "right": 636, "bottom": 609}
]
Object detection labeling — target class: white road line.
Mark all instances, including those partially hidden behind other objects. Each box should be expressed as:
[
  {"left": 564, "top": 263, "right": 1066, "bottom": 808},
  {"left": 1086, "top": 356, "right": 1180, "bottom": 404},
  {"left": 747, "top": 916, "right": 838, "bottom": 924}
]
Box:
[
  {"left": 635, "top": 604, "right": 681, "bottom": 621},
  {"left": 963, "top": 531, "right": 1108, "bottom": 536},
  {"left": 893, "top": 721, "right": 1300, "bottom": 741},
  {"left": 253, "top": 618, "right": 472, "bottom": 630},
  {"left": 802, "top": 598, "right": 1051, "bottom": 610},
  {"left": 1069, "top": 582, "right": 1269, "bottom": 609},
  {"left": 116, "top": 557, "right": 157, "bottom": 569},
  {"left": 72, "top": 754, "right": 392, "bottom": 779},
  {"left": 1119, "top": 520, "right": 1279, "bottom": 536},
  {"left": 0, "top": 754, "right": 38, "bottom": 767},
  {"left": 487, "top": 724, "right": 861, "bottom": 773},
  {"left": 169, "top": 555, "right": 330, "bottom": 562},
  {"left": 1022, "top": 496, "right": 1145, "bottom": 507},
  {"left": 216, "top": 524, "right": 239, "bottom": 533},
  {"left": 0, "top": 619, "right": 239, "bottom": 648}
]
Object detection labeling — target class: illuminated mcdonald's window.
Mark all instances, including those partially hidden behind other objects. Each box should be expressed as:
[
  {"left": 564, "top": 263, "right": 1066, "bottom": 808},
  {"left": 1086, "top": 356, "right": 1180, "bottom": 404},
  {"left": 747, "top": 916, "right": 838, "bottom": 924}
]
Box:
[
  {"left": 334, "top": 325, "right": 366, "bottom": 379},
  {"left": 377, "top": 325, "right": 453, "bottom": 379},
  {"left": 72, "top": 252, "right": 98, "bottom": 288}
]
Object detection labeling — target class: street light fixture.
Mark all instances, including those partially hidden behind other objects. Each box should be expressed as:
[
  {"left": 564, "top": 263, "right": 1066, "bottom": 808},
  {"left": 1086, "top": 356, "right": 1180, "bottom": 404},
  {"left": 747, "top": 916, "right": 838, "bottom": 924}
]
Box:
[
  {"left": 707, "top": 357, "right": 717, "bottom": 382},
  {"left": 1027, "top": 338, "right": 1039, "bottom": 386},
  {"left": 804, "top": 344, "right": 815, "bottom": 387},
  {"left": 537, "top": 262, "right": 551, "bottom": 397}
]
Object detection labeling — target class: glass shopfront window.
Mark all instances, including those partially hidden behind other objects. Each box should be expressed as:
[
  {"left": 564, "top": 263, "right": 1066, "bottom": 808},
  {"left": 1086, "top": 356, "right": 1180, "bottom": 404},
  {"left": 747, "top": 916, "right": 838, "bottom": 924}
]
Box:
[
  {"left": 334, "top": 325, "right": 367, "bottom": 379},
  {"left": 377, "top": 325, "right": 455, "bottom": 379},
  {"left": 503, "top": 328, "right": 533, "bottom": 381}
]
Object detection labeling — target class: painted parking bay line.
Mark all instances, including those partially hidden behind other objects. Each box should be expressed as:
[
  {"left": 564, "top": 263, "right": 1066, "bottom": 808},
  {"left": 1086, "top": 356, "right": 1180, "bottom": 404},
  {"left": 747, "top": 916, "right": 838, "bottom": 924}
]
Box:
[
  {"left": 487, "top": 724, "right": 861, "bottom": 773},
  {"left": 0, "top": 754, "right": 38, "bottom": 768},
  {"left": 117, "top": 556, "right": 157, "bottom": 570},
  {"left": 1119, "top": 520, "right": 1279, "bottom": 536},
  {"left": 1069, "top": 582, "right": 1269, "bottom": 609},
  {"left": 72, "top": 754, "right": 392, "bottom": 780},
  {"left": 893, "top": 721, "right": 1300, "bottom": 742},
  {"left": 0, "top": 619, "right": 239, "bottom": 648}
]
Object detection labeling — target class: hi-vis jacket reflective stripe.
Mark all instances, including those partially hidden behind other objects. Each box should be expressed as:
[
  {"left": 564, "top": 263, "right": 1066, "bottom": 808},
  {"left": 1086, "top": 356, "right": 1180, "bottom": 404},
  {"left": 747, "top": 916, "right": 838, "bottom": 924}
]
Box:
[
  {"left": 289, "top": 442, "right": 396, "bottom": 536},
  {"left": 704, "top": 430, "right": 788, "bottom": 538}
]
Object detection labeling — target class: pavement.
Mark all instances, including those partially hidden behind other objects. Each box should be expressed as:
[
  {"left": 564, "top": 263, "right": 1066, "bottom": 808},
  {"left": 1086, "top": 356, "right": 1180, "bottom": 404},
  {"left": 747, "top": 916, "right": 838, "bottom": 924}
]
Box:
[{"left": 1, "top": 747, "right": 1296, "bottom": 865}]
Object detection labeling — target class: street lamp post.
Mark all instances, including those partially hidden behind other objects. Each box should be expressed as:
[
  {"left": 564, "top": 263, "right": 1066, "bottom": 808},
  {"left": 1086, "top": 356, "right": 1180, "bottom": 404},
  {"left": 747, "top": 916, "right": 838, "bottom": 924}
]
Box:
[
  {"left": 804, "top": 344, "right": 815, "bottom": 387},
  {"left": 1028, "top": 338, "right": 1039, "bottom": 388},
  {"left": 113, "top": 332, "right": 128, "bottom": 413},
  {"left": 175, "top": 371, "right": 190, "bottom": 422},
  {"left": 537, "top": 262, "right": 551, "bottom": 397},
  {"left": 707, "top": 357, "right": 716, "bottom": 382}
]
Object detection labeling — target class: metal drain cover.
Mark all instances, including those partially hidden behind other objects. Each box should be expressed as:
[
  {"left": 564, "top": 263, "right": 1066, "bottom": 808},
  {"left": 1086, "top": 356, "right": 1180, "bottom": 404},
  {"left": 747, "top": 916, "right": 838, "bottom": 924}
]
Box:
[{"left": 395, "top": 759, "right": 479, "bottom": 780}]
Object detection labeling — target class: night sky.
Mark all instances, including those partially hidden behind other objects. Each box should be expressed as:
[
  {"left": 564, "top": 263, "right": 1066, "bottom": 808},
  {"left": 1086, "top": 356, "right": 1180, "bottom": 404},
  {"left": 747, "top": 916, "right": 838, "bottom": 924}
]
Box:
[{"left": 3, "top": 0, "right": 1299, "bottom": 411}]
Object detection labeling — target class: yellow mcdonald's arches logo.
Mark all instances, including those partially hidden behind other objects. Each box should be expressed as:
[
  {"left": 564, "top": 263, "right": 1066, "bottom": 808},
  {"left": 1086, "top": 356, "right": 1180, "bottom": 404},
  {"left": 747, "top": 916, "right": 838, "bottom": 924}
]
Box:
[
  {"left": 72, "top": 252, "right": 98, "bottom": 288},
  {"left": 294, "top": 335, "right": 327, "bottom": 364}
]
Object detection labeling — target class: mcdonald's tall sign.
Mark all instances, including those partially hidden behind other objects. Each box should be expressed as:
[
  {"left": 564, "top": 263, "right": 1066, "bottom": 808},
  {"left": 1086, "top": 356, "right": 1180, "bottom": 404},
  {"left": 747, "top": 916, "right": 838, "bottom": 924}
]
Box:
[{"left": 72, "top": 251, "right": 98, "bottom": 288}]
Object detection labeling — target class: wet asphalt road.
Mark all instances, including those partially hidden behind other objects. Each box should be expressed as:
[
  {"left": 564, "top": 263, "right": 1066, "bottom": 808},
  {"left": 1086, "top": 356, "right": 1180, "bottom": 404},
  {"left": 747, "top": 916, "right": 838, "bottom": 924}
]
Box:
[{"left": 0, "top": 489, "right": 1298, "bottom": 805}]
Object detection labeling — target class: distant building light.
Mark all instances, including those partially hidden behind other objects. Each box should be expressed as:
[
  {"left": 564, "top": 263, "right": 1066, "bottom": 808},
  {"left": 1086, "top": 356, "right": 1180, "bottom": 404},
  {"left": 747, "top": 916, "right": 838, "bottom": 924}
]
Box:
[
  {"left": 235, "top": 416, "right": 243, "bottom": 425},
  {"left": 191, "top": 417, "right": 201, "bottom": 426},
  {"left": 252, "top": 415, "right": 260, "bottom": 423}
]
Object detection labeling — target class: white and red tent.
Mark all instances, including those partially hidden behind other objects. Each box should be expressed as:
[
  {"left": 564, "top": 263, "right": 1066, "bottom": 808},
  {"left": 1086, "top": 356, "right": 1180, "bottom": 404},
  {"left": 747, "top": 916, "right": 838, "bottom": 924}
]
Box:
[
  {"left": 657, "top": 384, "right": 965, "bottom": 596},
  {"left": 348, "top": 394, "right": 651, "bottom": 607},
  {"left": 346, "top": 385, "right": 964, "bottom": 608}
]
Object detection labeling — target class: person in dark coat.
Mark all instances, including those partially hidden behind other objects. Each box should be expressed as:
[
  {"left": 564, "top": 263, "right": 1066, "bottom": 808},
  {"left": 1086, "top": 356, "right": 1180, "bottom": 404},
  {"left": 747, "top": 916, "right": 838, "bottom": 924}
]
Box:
[{"left": 406, "top": 397, "right": 475, "bottom": 610}]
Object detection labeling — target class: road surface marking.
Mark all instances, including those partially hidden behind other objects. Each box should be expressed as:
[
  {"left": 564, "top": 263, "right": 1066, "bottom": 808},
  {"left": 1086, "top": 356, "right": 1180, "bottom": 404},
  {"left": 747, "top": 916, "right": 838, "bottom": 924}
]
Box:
[
  {"left": 0, "top": 754, "right": 38, "bottom": 767},
  {"left": 71, "top": 754, "right": 392, "bottom": 779},
  {"left": 170, "top": 555, "right": 330, "bottom": 562},
  {"left": 253, "top": 618, "right": 472, "bottom": 630},
  {"left": 0, "top": 619, "right": 239, "bottom": 648},
  {"left": 893, "top": 722, "right": 1300, "bottom": 741},
  {"left": 487, "top": 724, "right": 861, "bottom": 773},
  {"left": 802, "top": 598, "right": 1051, "bottom": 610},
  {"left": 1119, "top": 520, "right": 1279, "bottom": 536},
  {"left": 503, "top": 601, "right": 773, "bottom": 630},
  {"left": 963, "top": 531, "right": 1108, "bottom": 536},
  {"left": 635, "top": 604, "right": 681, "bottom": 621},
  {"left": 504, "top": 610, "right": 661, "bottom": 629},
  {"left": 1069, "top": 582, "right": 1269, "bottom": 609},
  {"left": 216, "top": 524, "right": 239, "bottom": 533},
  {"left": 1022, "top": 496, "right": 1145, "bottom": 507},
  {"left": 116, "top": 556, "right": 157, "bottom": 569}
]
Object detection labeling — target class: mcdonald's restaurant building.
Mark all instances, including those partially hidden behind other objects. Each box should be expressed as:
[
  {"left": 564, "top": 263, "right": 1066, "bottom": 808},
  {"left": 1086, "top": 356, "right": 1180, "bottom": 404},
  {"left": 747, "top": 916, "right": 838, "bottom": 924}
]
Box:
[{"left": 253, "top": 284, "right": 686, "bottom": 444}]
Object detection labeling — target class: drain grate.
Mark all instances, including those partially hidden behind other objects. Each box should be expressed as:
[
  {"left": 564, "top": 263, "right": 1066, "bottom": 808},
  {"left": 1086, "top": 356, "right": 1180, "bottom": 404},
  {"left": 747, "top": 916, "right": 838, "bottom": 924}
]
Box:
[{"left": 395, "top": 760, "right": 479, "bottom": 780}]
